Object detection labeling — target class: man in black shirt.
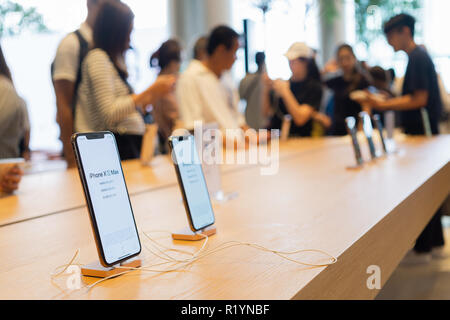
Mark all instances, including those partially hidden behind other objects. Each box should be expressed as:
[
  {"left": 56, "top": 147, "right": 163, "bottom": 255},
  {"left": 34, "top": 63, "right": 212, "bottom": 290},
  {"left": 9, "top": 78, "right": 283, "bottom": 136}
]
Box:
[
  {"left": 362, "top": 13, "right": 444, "bottom": 264},
  {"left": 364, "top": 14, "right": 442, "bottom": 135}
]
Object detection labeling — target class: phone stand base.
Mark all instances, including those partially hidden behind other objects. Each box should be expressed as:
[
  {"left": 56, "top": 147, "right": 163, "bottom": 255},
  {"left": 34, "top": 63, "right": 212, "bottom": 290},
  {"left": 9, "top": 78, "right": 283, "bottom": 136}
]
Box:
[
  {"left": 81, "top": 258, "right": 141, "bottom": 278},
  {"left": 346, "top": 164, "right": 364, "bottom": 170},
  {"left": 171, "top": 226, "right": 217, "bottom": 241}
]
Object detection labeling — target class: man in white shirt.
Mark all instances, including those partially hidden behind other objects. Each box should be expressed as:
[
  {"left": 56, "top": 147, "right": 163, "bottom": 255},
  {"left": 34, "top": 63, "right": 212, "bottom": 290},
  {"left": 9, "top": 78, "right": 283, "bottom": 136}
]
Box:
[
  {"left": 52, "top": 0, "right": 114, "bottom": 167},
  {"left": 176, "top": 26, "right": 247, "bottom": 139}
]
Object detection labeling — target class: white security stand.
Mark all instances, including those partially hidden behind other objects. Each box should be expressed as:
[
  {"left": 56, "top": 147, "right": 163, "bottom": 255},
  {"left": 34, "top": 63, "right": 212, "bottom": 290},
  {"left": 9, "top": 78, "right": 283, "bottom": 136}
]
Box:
[
  {"left": 385, "top": 139, "right": 399, "bottom": 155},
  {"left": 172, "top": 226, "right": 217, "bottom": 241},
  {"left": 211, "top": 190, "right": 239, "bottom": 204},
  {"left": 140, "top": 124, "right": 158, "bottom": 166},
  {"left": 196, "top": 122, "right": 238, "bottom": 204},
  {"left": 81, "top": 258, "right": 142, "bottom": 278}
]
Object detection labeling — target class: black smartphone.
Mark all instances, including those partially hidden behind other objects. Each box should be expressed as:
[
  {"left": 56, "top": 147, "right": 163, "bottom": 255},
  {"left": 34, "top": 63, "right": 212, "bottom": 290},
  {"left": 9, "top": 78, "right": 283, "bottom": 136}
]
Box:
[
  {"left": 345, "top": 117, "right": 363, "bottom": 166},
  {"left": 372, "top": 114, "right": 388, "bottom": 154},
  {"left": 168, "top": 135, "right": 215, "bottom": 232},
  {"left": 72, "top": 132, "right": 141, "bottom": 267},
  {"left": 359, "top": 112, "right": 378, "bottom": 160}
]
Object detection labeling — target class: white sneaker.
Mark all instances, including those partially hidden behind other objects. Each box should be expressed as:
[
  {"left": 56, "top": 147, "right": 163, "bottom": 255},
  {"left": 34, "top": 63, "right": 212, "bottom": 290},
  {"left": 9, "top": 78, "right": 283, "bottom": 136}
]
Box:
[
  {"left": 431, "top": 247, "right": 449, "bottom": 260},
  {"left": 400, "top": 250, "right": 432, "bottom": 266}
]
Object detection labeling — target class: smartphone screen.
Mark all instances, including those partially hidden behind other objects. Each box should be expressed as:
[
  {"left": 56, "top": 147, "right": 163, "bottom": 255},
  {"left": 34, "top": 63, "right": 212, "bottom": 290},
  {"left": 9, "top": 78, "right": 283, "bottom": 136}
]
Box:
[
  {"left": 73, "top": 132, "right": 141, "bottom": 266},
  {"left": 170, "top": 135, "right": 215, "bottom": 231}
]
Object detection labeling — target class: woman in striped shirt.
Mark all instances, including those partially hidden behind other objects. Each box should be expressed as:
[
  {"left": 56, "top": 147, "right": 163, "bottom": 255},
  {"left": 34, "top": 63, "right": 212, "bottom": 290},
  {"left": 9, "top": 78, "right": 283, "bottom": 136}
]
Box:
[
  {"left": 150, "top": 39, "right": 182, "bottom": 154},
  {"left": 75, "top": 1, "right": 176, "bottom": 160}
]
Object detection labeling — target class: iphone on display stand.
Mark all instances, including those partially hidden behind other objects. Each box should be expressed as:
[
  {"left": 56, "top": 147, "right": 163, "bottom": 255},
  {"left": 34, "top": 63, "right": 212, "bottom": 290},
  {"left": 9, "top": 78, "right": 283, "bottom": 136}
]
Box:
[{"left": 72, "top": 132, "right": 142, "bottom": 274}]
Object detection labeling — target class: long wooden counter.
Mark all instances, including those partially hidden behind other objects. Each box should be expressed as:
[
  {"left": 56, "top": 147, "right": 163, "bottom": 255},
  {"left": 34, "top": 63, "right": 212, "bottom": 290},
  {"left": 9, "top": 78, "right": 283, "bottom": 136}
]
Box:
[
  {"left": 0, "top": 136, "right": 448, "bottom": 299},
  {"left": 0, "top": 138, "right": 347, "bottom": 227}
]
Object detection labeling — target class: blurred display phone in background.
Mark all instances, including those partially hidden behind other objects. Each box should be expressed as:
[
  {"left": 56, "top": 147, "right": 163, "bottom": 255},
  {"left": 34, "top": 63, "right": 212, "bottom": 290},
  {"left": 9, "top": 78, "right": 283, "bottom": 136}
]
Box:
[
  {"left": 420, "top": 108, "right": 433, "bottom": 137},
  {"left": 169, "top": 135, "right": 215, "bottom": 232},
  {"left": 72, "top": 132, "right": 141, "bottom": 267},
  {"left": 359, "top": 112, "right": 378, "bottom": 160},
  {"left": 281, "top": 115, "right": 292, "bottom": 141},
  {"left": 372, "top": 114, "right": 388, "bottom": 154},
  {"left": 345, "top": 117, "right": 364, "bottom": 167},
  {"left": 384, "top": 110, "right": 395, "bottom": 140},
  {"left": 0, "top": 158, "right": 25, "bottom": 195}
]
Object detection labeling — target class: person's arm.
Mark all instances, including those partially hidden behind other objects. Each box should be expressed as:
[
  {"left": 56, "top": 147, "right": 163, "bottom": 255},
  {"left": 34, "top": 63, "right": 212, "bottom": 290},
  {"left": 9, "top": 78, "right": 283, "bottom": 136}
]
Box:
[
  {"left": 306, "top": 82, "right": 331, "bottom": 129},
  {"left": 367, "top": 90, "right": 428, "bottom": 111},
  {"left": 273, "top": 80, "right": 314, "bottom": 126},
  {"left": 132, "top": 75, "right": 176, "bottom": 109},
  {"left": 371, "top": 52, "right": 431, "bottom": 112},
  {"left": 53, "top": 80, "right": 75, "bottom": 167}
]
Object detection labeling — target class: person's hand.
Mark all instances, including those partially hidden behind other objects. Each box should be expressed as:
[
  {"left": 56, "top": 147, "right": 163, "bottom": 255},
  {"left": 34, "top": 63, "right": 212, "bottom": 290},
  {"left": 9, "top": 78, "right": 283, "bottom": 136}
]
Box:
[
  {"left": 273, "top": 79, "right": 290, "bottom": 97},
  {"left": 150, "top": 74, "right": 177, "bottom": 99},
  {"left": 359, "top": 91, "right": 388, "bottom": 110},
  {"left": 0, "top": 165, "right": 23, "bottom": 194},
  {"left": 323, "top": 59, "right": 339, "bottom": 74}
]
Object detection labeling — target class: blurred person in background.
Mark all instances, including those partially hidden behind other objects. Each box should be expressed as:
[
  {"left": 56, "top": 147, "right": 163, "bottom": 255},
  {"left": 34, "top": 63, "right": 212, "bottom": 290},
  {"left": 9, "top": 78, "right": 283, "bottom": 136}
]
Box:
[
  {"left": 52, "top": 0, "right": 118, "bottom": 168},
  {"left": 150, "top": 39, "right": 182, "bottom": 154},
  {"left": 176, "top": 26, "right": 247, "bottom": 133},
  {"left": 323, "top": 44, "right": 370, "bottom": 136},
  {"left": 265, "top": 42, "right": 330, "bottom": 137},
  {"left": 74, "top": 1, "right": 175, "bottom": 160},
  {"left": 368, "top": 66, "right": 396, "bottom": 124},
  {"left": 239, "top": 51, "right": 269, "bottom": 129},
  {"left": 369, "top": 66, "right": 395, "bottom": 98},
  {"left": 181, "top": 36, "right": 208, "bottom": 80}
]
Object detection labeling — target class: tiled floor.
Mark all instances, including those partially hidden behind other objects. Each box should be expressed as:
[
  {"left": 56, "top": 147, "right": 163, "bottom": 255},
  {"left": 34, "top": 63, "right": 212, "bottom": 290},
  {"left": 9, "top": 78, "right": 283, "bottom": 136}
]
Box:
[{"left": 376, "top": 217, "right": 450, "bottom": 300}]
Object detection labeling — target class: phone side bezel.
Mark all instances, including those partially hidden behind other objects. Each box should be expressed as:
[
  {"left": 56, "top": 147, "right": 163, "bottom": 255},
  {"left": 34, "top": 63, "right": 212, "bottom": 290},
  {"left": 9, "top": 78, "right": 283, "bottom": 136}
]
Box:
[
  {"left": 71, "top": 131, "right": 142, "bottom": 267},
  {"left": 168, "top": 135, "right": 215, "bottom": 233},
  {"left": 345, "top": 117, "right": 363, "bottom": 166}
]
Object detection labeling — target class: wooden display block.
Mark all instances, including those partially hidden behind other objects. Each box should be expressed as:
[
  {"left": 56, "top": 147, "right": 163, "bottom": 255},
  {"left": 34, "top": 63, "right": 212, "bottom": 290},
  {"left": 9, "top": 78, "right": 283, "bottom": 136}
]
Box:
[
  {"left": 81, "top": 258, "right": 141, "bottom": 278},
  {"left": 171, "top": 226, "right": 217, "bottom": 241}
]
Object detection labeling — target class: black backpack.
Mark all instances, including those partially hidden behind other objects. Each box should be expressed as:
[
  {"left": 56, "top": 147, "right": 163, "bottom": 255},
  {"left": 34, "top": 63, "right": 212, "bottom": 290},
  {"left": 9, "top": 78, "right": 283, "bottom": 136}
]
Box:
[{"left": 51, "top": 30, "right": 90, "bottom": 114}]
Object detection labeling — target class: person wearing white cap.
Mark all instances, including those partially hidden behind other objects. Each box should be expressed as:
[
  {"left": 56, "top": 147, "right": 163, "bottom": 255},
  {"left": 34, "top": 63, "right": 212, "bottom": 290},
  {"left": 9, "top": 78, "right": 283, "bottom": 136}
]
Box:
[{"left": 265, "top": 42, "right": 331, "bottom": 137}]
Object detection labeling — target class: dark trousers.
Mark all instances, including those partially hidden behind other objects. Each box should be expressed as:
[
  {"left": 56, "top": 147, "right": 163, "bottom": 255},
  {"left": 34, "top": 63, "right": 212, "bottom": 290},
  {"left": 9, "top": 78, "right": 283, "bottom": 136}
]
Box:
[
  {"left": 113, "top": 133, "right": 142, "bottom": 161},
  {"left": 414, "top": 206, "right": 445, "bottom": 253}
]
